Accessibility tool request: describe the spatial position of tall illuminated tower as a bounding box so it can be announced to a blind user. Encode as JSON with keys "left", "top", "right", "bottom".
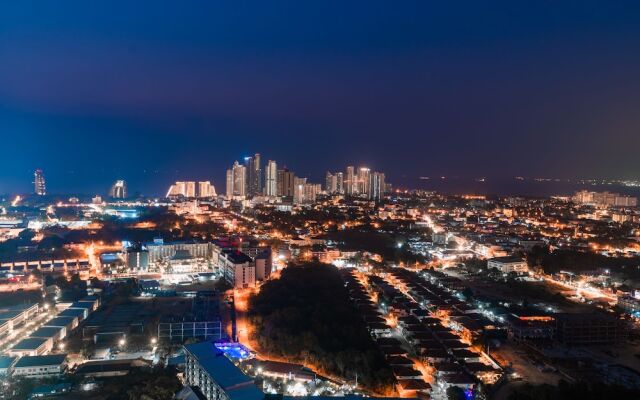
{"left": 226, "top": 161, "right": 247, "bottom": 198}
{"left": 264, "top": 160, "right": 278, "bottom": 196}
{"left": 34, "top": 169, "right": 46, "bottom": 196}
{"left": 245, "top": 153, "right": 262, "bottom": 196}
{"left": 110, "top": 180, "right": 127, "bottom": 198}
{"left": 358, "top": 167, "right": 371, "bottom": 197}
{"left": 345, "top": 166, "right": 355, "bottom": 196}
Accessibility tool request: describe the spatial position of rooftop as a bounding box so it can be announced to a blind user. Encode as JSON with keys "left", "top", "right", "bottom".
{"left": 30, "top": 326, "right": 65, "bottom": 339}
{"left": 488, "top": 256, "right": 526, "bottom": 264}
{"left": 0, "top": 356, "right": 17, "bottom": 369}
{"left": 14, "top": 354, "right": 67, "bottom": 368}
{"left": 45, "top": 316, "right": 77, "bottom": 327}
{"left": 70, "top": 302, "right": 93, "bottom": 309}
{"left": 12, "top": 337, "right": 49, "bottom": 350}
{"left": 221, "top": 250, "right": 253, "bottom": 264}
{"left": 59, "top": 308, "right": 86, "bottom": 318}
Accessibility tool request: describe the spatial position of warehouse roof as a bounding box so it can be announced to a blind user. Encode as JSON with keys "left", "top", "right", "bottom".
{"left": 14, "top": 354, "right": 67, "bottom": 368}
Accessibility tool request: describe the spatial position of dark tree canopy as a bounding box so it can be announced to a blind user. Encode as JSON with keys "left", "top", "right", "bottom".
{"left": 249, "top": 262, "right": 394, "bottom": 393}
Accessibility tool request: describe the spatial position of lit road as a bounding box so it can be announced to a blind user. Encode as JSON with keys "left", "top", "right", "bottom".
{"left": 541, "top": 276, "right": 617, "bottom": 303}
{"left": 233, "top": 288, "right": 258, "bottom": 351}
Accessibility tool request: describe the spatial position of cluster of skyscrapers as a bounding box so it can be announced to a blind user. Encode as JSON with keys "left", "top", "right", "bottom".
{"left": 226, "top": 154, "right": 388, "bottom": 203}
{"left": 572, "top": 190, "right": 638, "bottom": 208}
{"left": 327, "top": 166, "right": 387, "bottom": 201}
{"left": 226, "top": 155, "right": 307, "bottom": 200}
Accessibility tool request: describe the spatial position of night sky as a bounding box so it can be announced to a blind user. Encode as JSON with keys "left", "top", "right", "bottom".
{"left": 1, "top": 1, "right": 640, "bottom": 195}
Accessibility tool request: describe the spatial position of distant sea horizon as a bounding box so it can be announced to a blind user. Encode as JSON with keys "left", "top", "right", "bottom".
{"left": 394, "top": 176, "right": 640, "bottom": 198}
{"left": 2, "top": 175, "right": 639, "bottom": 200}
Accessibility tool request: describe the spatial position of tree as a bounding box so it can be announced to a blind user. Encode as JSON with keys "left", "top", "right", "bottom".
{"left": 18, "top": 229, "right": 36, "bottom": 242}
{"left": 81, "top": 341, "right": 94, "bottom": 359}
{"left": 461, "top": 287, "right": 474, "bottom": 301}
{"left": 446, "top": 386, "right": 466, "bottom": 400}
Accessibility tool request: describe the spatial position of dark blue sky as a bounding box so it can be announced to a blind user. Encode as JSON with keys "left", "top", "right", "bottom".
{"left": 1, "top": 1, "right": 640, "bottom": 195}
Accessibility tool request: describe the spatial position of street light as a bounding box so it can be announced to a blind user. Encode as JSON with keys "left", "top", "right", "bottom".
{"left": 118, "top": 338, "right": 126, "bottom": 347}
{"left": 150, "top": 337, "right": 157, "bottom": 345}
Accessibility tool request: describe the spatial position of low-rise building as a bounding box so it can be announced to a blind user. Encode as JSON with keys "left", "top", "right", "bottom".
{"left": 487, "top": 256, "right": 528, "bottom": 274}
{"left": 58, "top": 307, "right": 88, "bottom": 322}
{"left": 45, "top": 316, "right": 79, "bottom": 331}
{"left": 0, "top": 303, "right": 40, "bottom": 333}
{"left": 68, "top": 301, "right": 94, "bottom": 316}
{"left": 78, "top": 295, "right": 101, "bottom": 311}
{"left": 75, "top": 359, "right": 151, "bottom": 378}
{"left": 12, "top": 354, "right": 67, "bottom": 378}
{"left": 506, "top": 314, "right": 555, "bottom": 341}
{"left": 7, "top": 337, "right": 54, "bottom": 357}
{"left": 31, "top": 325, "right": 67, "bottom": 341}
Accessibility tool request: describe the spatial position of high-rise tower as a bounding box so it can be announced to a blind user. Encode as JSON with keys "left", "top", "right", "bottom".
{"left": 245, "top": 153, "right": 262, "bottom": 196}
{"left": 110, "top": 180, "right": 127, "bottom": 198}
{"left": 358, "top": 168, "right": 371, "bottom": 197}
{"left": 369, "top": 172, "right": 385, "bottom": 201}
{"left": 277, "top": 168, "right": 295, "bottom": 197}
{"left": 345, "top": 166, "right": 355, "bottom": 196}
{"left": 34, "top": 169, "right": 46, "bottom": 196}
{"left": 226, "top": 161, "right": 247, "bottom": 198}
{"left": 264, "top": 160, "right": 278, "bottom": 196}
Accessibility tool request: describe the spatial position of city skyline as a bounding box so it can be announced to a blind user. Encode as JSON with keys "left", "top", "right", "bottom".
{"left": 4, "top": 164, "right": 640, "bottom": 199}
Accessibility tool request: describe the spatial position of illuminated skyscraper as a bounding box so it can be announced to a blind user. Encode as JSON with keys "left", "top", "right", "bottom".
{"left": 110, "top": 180, "right": 127, "bottom": 198}
{"left": 293, "top": 176, "right": 307, "bottom": 204}
{"left": 369, "top": 172, "right": 385, "bottom": 201}
{"left": 336, "top": 172, "right": 344, "bottom": 194}
{"left": 264, "top": 160, "right": 278, "bottom": 197}
{"left": 167, "top": 182, "right": 188, "bottom": 198}
{"left": 325, "top": 172, "right": 339, "bottom": 194}
{"left": 293, "top": 177, "right": 320, "bottom": 204}
{"left": 185, "top": 181, "right": 197, "bottom": 198}
{"left": 245, "top": 153, "right": 262, "bottom": 197}
{"left": 325, "top": 171, "right": 345, "bottom": 195}
{"left": 358, "top": 167, "right": 371, "bottom": 197}
{"left": 226, "top": 170, "right": 234, "bottom": 198}
{"left": 198, "top": 181, "right": 217, "bottom": 198}
{"left": 226, "top": 161, "right": 247, "bottom": 198}
{"left": 34, "top": 169, "right": 46, "bottom": 196}
{"left": 277, "top": 168, "right": 295, "bottom": 197}
{"left": 326, "top": 172, "right": 336, "bottom": 194}
{"left": 254, "top": 153, "right": 262, "bottom": 194}
{"left": 345, "top": 166, "right": 355, "bottom": 196}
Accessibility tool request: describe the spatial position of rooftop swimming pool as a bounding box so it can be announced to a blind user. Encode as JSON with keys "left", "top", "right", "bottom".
{"left": 215, "top": 342, "right": 253, "bottom": 360}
